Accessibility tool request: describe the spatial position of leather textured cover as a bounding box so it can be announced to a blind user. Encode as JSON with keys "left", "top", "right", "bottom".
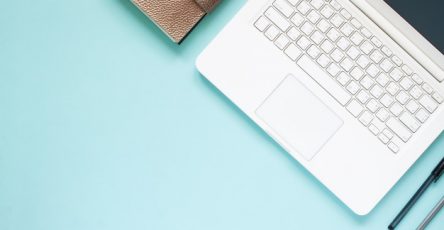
{"left": 194, "top": 0, "right": 220, "bottom": 13}
{"left": 132, "top": 0, "right": 220, "bottom": 44}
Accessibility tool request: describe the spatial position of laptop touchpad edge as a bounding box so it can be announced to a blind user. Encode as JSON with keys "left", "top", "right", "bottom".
{"left": 256, "top": 75, "right": 343, "bottom": 161}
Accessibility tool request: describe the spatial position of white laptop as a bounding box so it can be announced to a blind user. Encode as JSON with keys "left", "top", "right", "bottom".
{"left": 196, "top": 0, "right": 444, "bottom": 215}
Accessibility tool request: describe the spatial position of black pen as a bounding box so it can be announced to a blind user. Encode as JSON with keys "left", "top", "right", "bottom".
{"left": 388, "top": 156, "right": 444, "bottom": 230}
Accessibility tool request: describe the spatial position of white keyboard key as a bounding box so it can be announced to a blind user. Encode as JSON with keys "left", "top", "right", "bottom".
{"left": 369, "top": 124, "right": 380, "bottom": 135}
{"left": 366, "top": 99, "right": 380, "bottom": 113}
{"left": 346, "top": 81, "right": 360, "bottom": 95}
{"left": 387, "top": 82, "right": 400, "bottom": 96}
{"left": 274, "top": 0, "right": 294, "bottom": 18}
{"left": 371, "top": 37, "right": 383, "bottom": 48}
{"left": 380, "top": 94, "right": 394, "bottom": 107}
{"left": 317, "top": 19, "right": 331, "bottom": 33}
{"left": 327, "top": 28, "right": 341, "bottom": 42}
{"left": 307, "top": 45, "right": 321, "bottom": 58}
{"left": 350, "top": 67, "right": 364, "bottom": 80}
{"left": 327, "top": 63, "right": 341, "bottom": 76}
{"left": 331, "top": 49, "right": 344, "bottom": 62}
{"left": 400, "top": 77, "right": 414, "bottom": 90}
{"left": 310, "top": 0, "right": 324, "bottom": 9}
{"left": 383, "top": 129, "right": 394, "bottom": 139}
{"left": 361, "top": 28, "right": 372, "bottom": 38}
{"left": 330, "top": 0, "right": 342, "bottom": 10}
{"left": 366, "top": 64, "right": 380, "bottom": 78}
{"left": 396, "top": 91, "right": 410, "bottom": 105}
{"left": 337, "top": 37, "right": 350, "bottom": 50}
{"left": 422, "top": 83, "right": 434, "bottom": 94}
{"left": 311, "top": 31, "right": 324, "bottom": 44}
{"left": 255, "top": 16, "right": 270, "bottom": 32}
{"left": 321, "top": 5, "right": 335, "bottom": 18}
{"left": 432, "top": 92, "right": 443, "bottom": 104}
{"left": 297, "top": 1, "right": 311, "bottom": 15}
{"left": 400, "top": 112, "right": 420, "bottom": 132}
{"left": 406, "top": 100, "right": 419, "bottom": 113}
{"left": 321, "top": 39, "right": 335, "bottom": 53}
{"left": 287, "top": 0, "right": 301, "bottom": 6}
{"left": 357, "top": 90, "right": 371, "bottom": 104}
{"left": 370, "top": 50, "right": 384, "bottom": 63}
{"left": 297, "top": 55, "right": 352, "bottom": 105}
{"left": 359, "top": 111, "right": 374, "bottom": 126}
{"left": 347, "top": 46, "right": 360, "bottom": 60}
{"left": 287, "top": 27, "right": 301, "bottom": 40}
{"left": 347, "top": 100, "right": 364, "bottom": 117}
{"left": 307, "top": 10, "right": 321, "bottom": 23}
{"left": 402, "top": 65, "right": 413, "bottom": 75}
{"left": 409, "top": 86, "right": 423, "bottom": 99}
{"left": 317, "top": 54, "right": 331, "bottom": 67}
{"left": 301, "top": 21, "right": 315, "bottom": 35}
{"left": 351, "top": 18, "right": 362, "bottom": 29}
{"left": 411, "top": 74, "right": 423, "bottom": 84}
{"left": 265, "top": 7, "right": 290, "bottom": 31}
{"left": 284, "top": 43, "right": 302, "bottom": 61}
{"left": 372, "top": 120, "right": 386, "bottom": 133}
{"left": 340, "top": 23, "right": 354, "bottom": 36}
{"left": 356, "top": 55, "right": 370, "bottom": 69}
{"left": 378, "top": 133, "right": 390, "bottom": 144}
{"left": 419, "top": 95, "right": 438, "bottom": 113}
{"left": 291, "top": 13, "right": 305, "bottom": 26}
{"left": 297, "top": 36, "right": 312, "bottom": 50}
{"left": 360, "top": 41, "right": 374, "bottom": 55}
{"left": 376, "top": 73, "right": 390, "bottom": 87}
{"left": 360, "top": 76, "right": 374, "bottom": 90}
{"left": 381, "top": 59, "right": 394, "bottom": 72}
{"left": 265, "top": 25, "right": 280, "bottom": 40}
{"left": 376, "top": 108, "right": 390, "bottom": 122}
{"left": 340, "top": 9, "right": 352, "bottom": 20}
{"left": 415, "top": 109, "right": 430, "bottom": 123}
{"left": 387, "top": 117, "right": 412, "bottom": 142}
{"left": 331, "top": 14, "right": 345, "bottom": 27}
{"left": 390, "top": 68, "right": 404, "bottom": 82}
{"left": 389, "top": 102, "right": 403, "bottom": 116}
{"left": 391, "top": 56, "right": 402, "bottom": 66}
{"left": 275, "top": 34, "right": 290, "bottom": 50}
{"left": 340, "top": 57, "right": 354, "bottom": 71}
{"left": 337, "top": 72, "right": 351, "bottom": 86}
{"left": 381, "top": 46, "right": 393, "bottom": 56}
{"left": 388, "top": 142, "right": 399, "bottom": 153}
{"left": 350, "top": 32, "right": 364, "bottom": 45}
{"left": 370, "top": 84, "right": 384, "bottom": 99}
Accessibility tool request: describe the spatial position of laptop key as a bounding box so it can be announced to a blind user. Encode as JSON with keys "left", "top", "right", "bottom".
{"left": 347, "top": 100, "right": 364, "bottom": 117}
{"left": 284, "top": 43, "right": 302, "bottom": 61}
{"left": 273, "top": 0, "right": 294, "bottom": 18}
{"left": 265, "top": 7, "right": 290, "bottom": 31}
{"left": 387, "top": 118, "right": 412, "bottom": 142}
{"left": 400, "top": 112, "right": 420, "bottom": 132}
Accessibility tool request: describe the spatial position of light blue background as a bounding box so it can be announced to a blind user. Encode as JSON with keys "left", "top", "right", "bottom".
{"left": 1, "top": 0, "right": 443, "bottom": 229}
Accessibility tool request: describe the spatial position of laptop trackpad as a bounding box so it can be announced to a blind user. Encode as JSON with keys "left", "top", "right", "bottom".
{"left": 256, "top": 75, "right": 343, "bottom": 161}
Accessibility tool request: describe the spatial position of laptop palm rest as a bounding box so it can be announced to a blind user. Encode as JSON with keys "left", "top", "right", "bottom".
{"left": 256, "top": 75, "right": 343, "bottom": 161}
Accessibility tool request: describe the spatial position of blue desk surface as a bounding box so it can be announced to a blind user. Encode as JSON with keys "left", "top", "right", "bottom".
{"left": 1, "top": 1, "right": 443, "bottom": 229}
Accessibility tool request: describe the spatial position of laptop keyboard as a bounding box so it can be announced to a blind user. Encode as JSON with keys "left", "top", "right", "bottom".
{"left": 254, "top": 0, "right": 442, "bottom": 153}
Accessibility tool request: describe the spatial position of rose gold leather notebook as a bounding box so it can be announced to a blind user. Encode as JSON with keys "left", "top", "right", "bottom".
{"left": 132, "top": 0, "right": 220, "bottom": 44}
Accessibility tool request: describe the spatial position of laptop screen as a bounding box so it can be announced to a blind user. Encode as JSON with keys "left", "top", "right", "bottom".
{"left": 385, "top": 0, "right": 444, "bottom": 54}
